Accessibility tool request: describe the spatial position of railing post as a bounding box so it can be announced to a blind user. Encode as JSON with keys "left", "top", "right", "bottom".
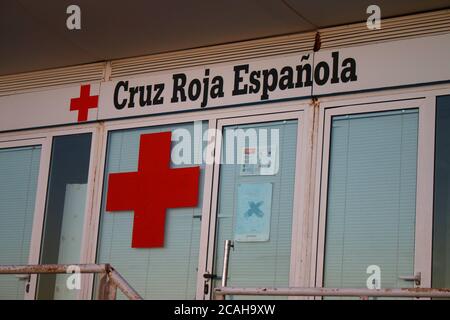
{"left": 215, "top": 240, "right": 234, "bottom": 300}
{"left": 108, "top": 267, "right": 143, "bottom": 300}
{"left": 222, "top": 240, "right": 233, "bottom": 288}
{"left": 97, "top": 270, "right": 117, "bottom": 300}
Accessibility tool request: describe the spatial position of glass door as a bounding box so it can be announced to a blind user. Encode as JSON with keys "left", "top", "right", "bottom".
{"left": 95, "top": 121, "right": 208, "bottom": 299}
{"left": 0, "top": 138, "right": 50, "bottom": 300}
{"left": 36, "top": 133, "right": 94, "bottom": 299}
{"left": 204, "top": 112, "right": 303, "bottom": 299}
{"left": 316, "top": 99, "right": 434, "bottom": 298}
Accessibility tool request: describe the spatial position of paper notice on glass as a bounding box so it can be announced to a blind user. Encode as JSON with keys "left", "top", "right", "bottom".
{"left": 239, "top": 145, "right": 278, "bottom": 176}
{"left": 259, "top": 145, "right": 278, "bottom": 175}
{"left": 239, "top": 147, "right": 258, "bottom": 176}
{"left": 234, "top": 183, "right": 272, "bottom": 242}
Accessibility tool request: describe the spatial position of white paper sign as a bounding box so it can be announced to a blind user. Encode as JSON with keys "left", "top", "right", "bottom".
{"left": 240, "top": 145, "right": 278, "bottom": 176}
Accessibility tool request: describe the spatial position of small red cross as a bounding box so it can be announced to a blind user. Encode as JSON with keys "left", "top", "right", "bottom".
{"left": 70, "top": 84, "right": 99, "bottom": 122}
{"left": 106, "top": 132, "right": 200, "bottom": 248}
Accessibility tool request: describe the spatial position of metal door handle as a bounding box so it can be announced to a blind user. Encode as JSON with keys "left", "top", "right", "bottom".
{"left": 203, "top": 273, "right": 222, "bottom": 280}
{"left": 399, "top": 272, "right": 421, "bottom": 285}
{"left": 15, "top": 274, "right": 30, "bottom": 281}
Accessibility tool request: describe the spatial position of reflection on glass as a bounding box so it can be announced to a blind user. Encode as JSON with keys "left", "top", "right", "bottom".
{"left": 433, "top": 95, "right": 450, "bottom": 290}
{"left": 96, "top": 122, "right": 207, "bottom": 299}
{"left": 213, "top": 120, "right": 298, "bottom": 300}
{"left": 37, "top": 134, "right": 92, "bottom": 300}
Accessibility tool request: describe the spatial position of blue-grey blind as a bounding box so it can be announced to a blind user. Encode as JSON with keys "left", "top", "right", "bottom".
{"left": 0, "top": 146, "right": 41, "bottom": 299}
{"left": 97, "top": 122, "right": 206, "bottom": 299}
{"left": 213, "top": 120, "right": 298, "bottom": 299}
{"left": 324, "top": 109, "right": 418, "bottom": 291}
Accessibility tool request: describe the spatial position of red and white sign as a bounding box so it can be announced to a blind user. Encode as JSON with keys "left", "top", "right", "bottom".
{"left": 0, "top": 33, "right": 449, "bottom": 132}
{"left": 106, "top": 132, "right": 200, "bottom": 248}
{"left": 69, "top": 84, "right": 99, "bottom": 122}
{"left": 0, "top": 83, "right": 100, "bottom": 132}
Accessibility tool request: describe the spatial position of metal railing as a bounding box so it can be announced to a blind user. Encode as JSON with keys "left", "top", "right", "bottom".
{"left": 3, "top": 242, "right": 450, "bottom": 300}
{"left": 214, "top": 286, "right": 450, "bottom": 299}
{"left": 214, "top": 240, "right": 450, "bottom": 300}
{"left": 0, "top": 264, "right": 143, "bottom": 300}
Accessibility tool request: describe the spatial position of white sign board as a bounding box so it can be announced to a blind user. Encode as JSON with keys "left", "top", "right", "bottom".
{"left": 0, "top": 83, "right": 100, "bottom": 132}
{"left": 1, "top": 33, "right": 449, "bottom": 132}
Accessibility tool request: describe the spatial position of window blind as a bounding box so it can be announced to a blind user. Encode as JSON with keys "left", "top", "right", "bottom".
{"left": 0, "top": 146, "right": 41, "bottom": 299}
{"left": 213, "top": 120, "right": 298, "bottom": 299}
{"left": 324, "top": 109, "right": 418, "bottom": 292}
{"left": 96, "top": 122, "right": 206, "bottom": 299}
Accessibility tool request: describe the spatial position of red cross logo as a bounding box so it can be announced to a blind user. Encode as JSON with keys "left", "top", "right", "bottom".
{"left": 70, "top": 84, "right": 99, "bottom": 122}
{"left": 106, "top": 132, "right": 200, "bottom": 248}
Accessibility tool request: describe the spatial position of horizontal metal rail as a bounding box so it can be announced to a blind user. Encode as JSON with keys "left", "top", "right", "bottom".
{"left": 215, "top": 287, "right": 450, "bottom": 299}
{"left": 215, "top": 240, "right": 450, "bottom": 299}
{"left": 0, "top": 264, "right": 143, "bottom": 300}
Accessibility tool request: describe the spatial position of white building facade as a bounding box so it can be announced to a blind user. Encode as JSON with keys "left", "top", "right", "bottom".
{"left": 0, "top": 9, "right": 450, "bottom": 299}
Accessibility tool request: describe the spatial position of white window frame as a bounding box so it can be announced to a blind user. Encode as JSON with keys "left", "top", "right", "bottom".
{"left": 311, "top": 96, "right": 436, "bottom": 293}
{"left": 1, "top": 81, "right": 448, "bottom": 300}
{"left": 83, "top": 101, "right": 312, "bottom": 300}
{"left": 199, "top": 110, "right": 311, "bottom": 299}
{"left": 0, "top": 138, "right": 50, "bottom": 299}
{"left": 0, "top": 123, "right": 101, "bottom": 299}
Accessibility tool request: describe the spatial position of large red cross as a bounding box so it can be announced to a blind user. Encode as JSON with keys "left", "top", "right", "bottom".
{"left": 70, "top": 84, "right": 99, "bottom": 122}
{"left": 106, "top": 132, "right": 200, "bottom": 248}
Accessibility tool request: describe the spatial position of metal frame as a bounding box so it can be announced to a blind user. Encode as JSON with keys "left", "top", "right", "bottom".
{"left": 0, "top": 82, "right": 448, "bottom": 299}
{"left": 0, "top": 138, "right": 50, "bottom": 299}
{"left": 201, "top": 110, "right": 308, "bottom": 300}
{"left": 214, "top": 286, "right": 450, "bottom": 299}
{"left": 311, "top": 97, "right": 436, "bottom": 295}
{"left": 304, "top": 84, "right": 450, "bottom": 291}
{"left": 84, "top": 100, "right": 310, "bottom": 300}
{"left": 214, "top": 236, "right": 450, "bottom": 299}
{"left": 0, "top": 124, "right": 101, "bottom": 299}
{"left": 0, "top": 264, "right": 142, "bottom": 300}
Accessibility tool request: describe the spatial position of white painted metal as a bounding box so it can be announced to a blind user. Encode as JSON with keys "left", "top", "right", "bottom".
{"left": 0, "top": 83, "right": 101, "bottom": 132}
{"left": 112, "top": 10, "right": 450, "bottom": 79}
{"left": 110, "top": 32, "right": 315, "bottom": 79}
{"left": 0, "top": 63, "right": 105, "bottom": 96}
{"left": 0, "top": 138, "right": 50, "bottom": 300}
{"left": 0, "top": 264, "right": 143, "bottom": 300}
{"left": 77, "top": 126, "right": 103, "bottom": 299}
{"left": 314, "top": 33, "right": 450, "bottom": 97}
{"left": 195, "top": 119, "right": 218, "bottom": 300}
{"left": 320, "top": 9, "right": 450, "bottom": 49}
{"left": 2, "top": 32, "right": 449, "bottom": 133}
{"left": 1, "top": 9, "right": 449, "bottom": 99}
{"left": 0, "top": 124, "right": 101, "bottom": 299}
{"left": 214, "top": 286, "right": 450, "bottom": 298}
{"left": 0, "top": 78, "right": 448, "bottom": 299}
{"left": 313, "top": 98, "right": 434, "bottom": 296}
{"left": 203, "top": 110, "right": 306, "bottom": 300}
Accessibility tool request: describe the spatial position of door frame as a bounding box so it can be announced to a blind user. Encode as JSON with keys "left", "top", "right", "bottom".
{"left": 312, "top": 97, "right": 435, "bottom": 291}
{"left": 0, "top": 137, "right": 51, "bottom": 299}
{"left": 84, "top": 101, "right": 311, "bottom": 300}
{"left": 0, "top": 124, "right": 101, "bottom": 299}
{"left": 198, "top": 110, "right": 309, "bottom": 299}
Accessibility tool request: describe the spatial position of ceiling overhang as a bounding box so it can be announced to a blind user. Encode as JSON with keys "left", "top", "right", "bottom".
{"left": 1, "top": 0, "right": 449, "bottom": 75}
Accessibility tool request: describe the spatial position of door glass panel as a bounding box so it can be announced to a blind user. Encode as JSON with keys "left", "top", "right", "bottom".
{"left": 433, "top": 95, "right": 450, "bottom": 289}
{"left": 0, "top": 145, "right": 41, "bottom": 299}
{"left": 96, "top": 121, "right": 206, "bottom": 299}
{"left": 213, "top": 120, "right": 298, "bottom": 299}
{"left": 37, "top": 133, "right": 92, "bottom": 299}
{"left": 323, "top": 109, "right": 419, "bottom": 293}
